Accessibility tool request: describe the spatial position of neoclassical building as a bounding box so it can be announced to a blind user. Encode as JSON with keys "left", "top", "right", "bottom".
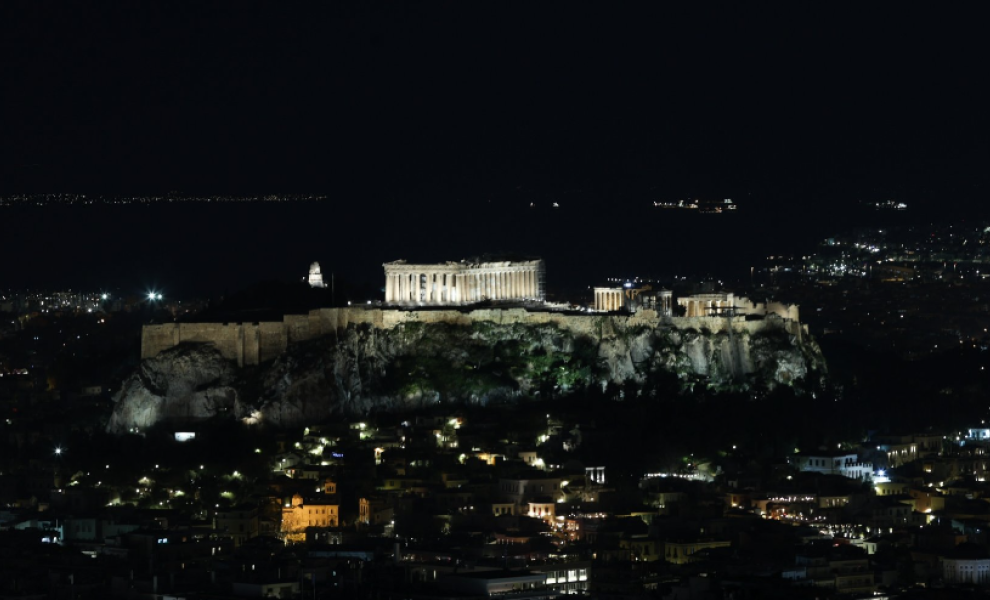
{"left": 383, "top": 258, "right": 545, "bottom": 305}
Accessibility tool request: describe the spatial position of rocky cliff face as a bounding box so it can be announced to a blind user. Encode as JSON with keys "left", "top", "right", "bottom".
{"left": 106, "top": 343, "right": 242, "bottom": 434}
{"left": 108, "top": 318, "right": 826, "bottom": 433}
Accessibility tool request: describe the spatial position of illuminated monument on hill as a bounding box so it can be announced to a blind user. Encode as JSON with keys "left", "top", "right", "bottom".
{"left": 140, "top": 257, "right": 802, "bottom": 367}
{"left": 382, "top": 258, "right": 545, "bottom": 305}
{"left": 307, "top": 262, "right": 326, "bottom": 288}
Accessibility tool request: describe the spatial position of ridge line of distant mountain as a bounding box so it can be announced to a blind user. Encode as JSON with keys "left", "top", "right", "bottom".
{"left": 0, "top": 193, "right": 329, "bottom": 206}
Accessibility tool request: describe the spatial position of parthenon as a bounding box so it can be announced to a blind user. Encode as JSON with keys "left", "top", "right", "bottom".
{"left": 383, "top": 258, "right": 545, "bottom": 305}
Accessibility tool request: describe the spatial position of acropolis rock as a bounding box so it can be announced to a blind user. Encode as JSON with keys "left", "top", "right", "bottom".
{"left": 110, "top": 313, "right": 826, "bottom": 432}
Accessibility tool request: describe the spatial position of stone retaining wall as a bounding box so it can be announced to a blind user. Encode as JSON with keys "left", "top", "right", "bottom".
{"left": 142, "top": 307, "right": 807, "bottom": 366}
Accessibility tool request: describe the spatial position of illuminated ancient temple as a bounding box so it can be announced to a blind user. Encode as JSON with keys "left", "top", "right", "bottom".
{"left": 383, "top": 258, "right": 545, "bottom": 305}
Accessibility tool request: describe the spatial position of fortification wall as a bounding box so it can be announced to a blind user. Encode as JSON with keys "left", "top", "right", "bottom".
{"left": 142, "top": 306, "right": 806, "bottom": 366}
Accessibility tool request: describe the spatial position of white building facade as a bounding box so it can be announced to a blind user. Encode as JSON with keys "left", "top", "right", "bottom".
{"left": 383, "top": 258, "right": 545, "bottom": 305}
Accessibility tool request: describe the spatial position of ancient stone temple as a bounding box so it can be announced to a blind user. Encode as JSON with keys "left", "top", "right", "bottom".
{"left": 677, "top": 293, "right": 800, "bottom": 321}
{"left": 594, "top": 286, "right": 673, "bottom": 315}
{"left": 383, "top": 258, "right": 545, "bottom": 305}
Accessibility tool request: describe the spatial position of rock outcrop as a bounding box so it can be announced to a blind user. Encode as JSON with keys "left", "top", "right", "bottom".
{"left": 107, "top": 343, "right": 242, "bottom": 434}
{"left": 108, "top": 318, "right": 826, "bottom": 433}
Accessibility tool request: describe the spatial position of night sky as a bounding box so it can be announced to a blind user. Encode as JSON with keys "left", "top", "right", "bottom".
{"left": 2, "top": 4, "right": 988, "bottom": 296}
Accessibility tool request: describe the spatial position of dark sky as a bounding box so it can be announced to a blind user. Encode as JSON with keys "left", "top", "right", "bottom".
{"left": 1, "top": 4, "right": 988, "bottom": 296}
